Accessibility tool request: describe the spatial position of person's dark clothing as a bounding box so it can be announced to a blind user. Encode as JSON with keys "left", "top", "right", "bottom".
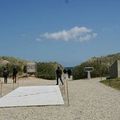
{"left": 63, "top": 69, "right": 67, "bottom": 74}
{"left": 23, "top": 65, "right": 27, "bottom": 73}
{"left": 56, "top": 67, "right": 64, "bottom": 85}
{"left": 12, "top": 67, "right": 18, "bottom": 83}
{"left": 63, "top": 69, "right": 68, "bottom": 79}
{"left": 56, "top": 68, "right": 62, "bottom": 77}
{"left": 67, "top": 69, "right": 72, "bottom": 78}
{"left": 3, "top": 68, "right": 9, "bottom": 84}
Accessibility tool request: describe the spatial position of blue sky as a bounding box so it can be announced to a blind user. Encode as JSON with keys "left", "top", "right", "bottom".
{"left": 0, "top": 0, "right": 120, "bottom": 66}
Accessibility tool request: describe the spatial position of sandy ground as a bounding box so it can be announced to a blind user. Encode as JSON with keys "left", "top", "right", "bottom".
{"left": 0, "top": 77, "right": 120, "bottom": 120}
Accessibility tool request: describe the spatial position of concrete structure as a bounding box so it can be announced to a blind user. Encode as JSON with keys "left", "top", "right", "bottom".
{"left": 84, "top": 67, "right": 94, "bottom": 79}
{"left": 110, "top": 60, "right": 120, "bottom": 78}
{"left": 27, "top": 62, "right": 36, "bottom": 74}
{"left": 0, "top": 86, "right": 64, "bottom": 107}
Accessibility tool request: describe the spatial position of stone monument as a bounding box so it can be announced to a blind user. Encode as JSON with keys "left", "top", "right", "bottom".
{"left": 84, "top": 67, "right": 94, "bottom": 79}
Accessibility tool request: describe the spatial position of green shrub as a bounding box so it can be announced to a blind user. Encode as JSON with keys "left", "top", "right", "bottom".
{"left": 36, "top": 62, "right": 59, "bottom": 80}
{"left": 72, "top": 63, "right": 87, "bottom": 80}
{"left": 73, "top": 61, "right": 109, "bottom": 80}
{"left": 0, "top": 56, "right": 27, "bottom": 77}
{"left": 0, "top": 65, "right": 3, "bottom": 77}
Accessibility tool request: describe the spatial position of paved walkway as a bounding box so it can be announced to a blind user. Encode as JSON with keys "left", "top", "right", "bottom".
{"left": 68, "top": 78, "right": 120, "bottom": 120}
{"left": 0, "top": 77, "right": 120, "bottom": 120}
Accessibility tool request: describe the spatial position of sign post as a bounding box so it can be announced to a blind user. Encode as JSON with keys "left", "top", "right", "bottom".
{"left": 84, "top": 67, "right": 94, "bottom": 79}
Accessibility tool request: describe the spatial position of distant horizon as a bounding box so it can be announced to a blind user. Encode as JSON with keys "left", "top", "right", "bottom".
{"left": 0, "top": 0, "right": 120, "bottom": 67}
{"left": 0, "top": 51, "right": 119, "bottom": 67}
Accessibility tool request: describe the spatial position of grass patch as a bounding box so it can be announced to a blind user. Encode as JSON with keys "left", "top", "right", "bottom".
{"left": 100, "top": 78, "right": 120, "bottom": 90}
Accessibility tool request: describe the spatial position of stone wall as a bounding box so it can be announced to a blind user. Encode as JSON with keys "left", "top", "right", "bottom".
{"left": 110, "top": 60, "right": 120, "bottom": 78}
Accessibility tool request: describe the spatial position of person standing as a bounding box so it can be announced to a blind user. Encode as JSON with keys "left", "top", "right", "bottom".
{"left": 56, "top": 66, "right": 64, "bottom": 85}
{"left": 63, "top": 69, "right": 67, "bottom": 80}
{"left": 67, "top": 69, "right": 72, "bottom": 79}
{"left": 3, "top": 67, "right": 9, "bottom": 84}
{"left": 12, "top": 66, "right": 18, "bottom": 83}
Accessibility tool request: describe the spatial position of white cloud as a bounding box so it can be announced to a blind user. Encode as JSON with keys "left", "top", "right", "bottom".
{"left": 39, "top": 26, "right": 97, "bottom": 42}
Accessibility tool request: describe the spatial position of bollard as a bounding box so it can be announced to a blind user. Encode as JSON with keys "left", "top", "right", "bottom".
{"left": 0, "top": 81, "right": 3, "bottom": 97}
{"left": 12, "top": 81, "right": 14, "bottom": 90}
{"left": 65, "top": 79, "right": 69, "bottom": 106}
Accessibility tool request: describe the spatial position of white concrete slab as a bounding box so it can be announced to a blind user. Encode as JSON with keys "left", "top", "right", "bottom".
{"left": 0, "top": 85, "right": 64, "bottom": 107}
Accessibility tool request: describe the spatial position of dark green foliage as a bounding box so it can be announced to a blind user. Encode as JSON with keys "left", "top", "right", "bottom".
{"left": 0, "top": 65, "right": 3, "bottom": 77}
{"left": 73, "top": 52, "right": 120, "bottom": 80}
{"left": 73, "top": 60, "right": 109, "bottom": 80}
{"left": 23, "top": 65, "right": 27, "bottom": 73}
{"left": 72, "top": 64, "right": 86, "bottom": 79}
{"left": 36, "top": 62, "right": 58, "bottom": 80}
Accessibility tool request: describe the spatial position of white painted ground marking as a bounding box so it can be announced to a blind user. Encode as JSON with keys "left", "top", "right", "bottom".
{"left": 0, "top": 85, "right": 64, "bottom": 107}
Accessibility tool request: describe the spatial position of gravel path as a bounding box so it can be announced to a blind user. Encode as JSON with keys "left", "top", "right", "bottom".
{"left": 0, "top": 77, "right": 120, "bottom": 120}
